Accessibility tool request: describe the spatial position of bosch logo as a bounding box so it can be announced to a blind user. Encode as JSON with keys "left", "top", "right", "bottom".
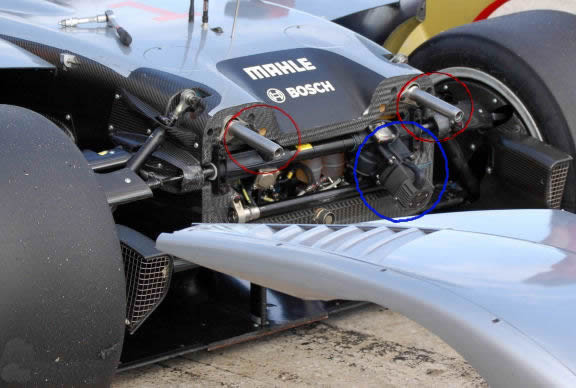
{"left": 266, "top": 88, "right": 286, "bottom": 104}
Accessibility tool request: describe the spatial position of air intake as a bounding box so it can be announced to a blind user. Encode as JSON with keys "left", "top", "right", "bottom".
{"left": 117, "top": 226, "right": 173, "bottom": 333}
{"left": 494, "top": 135, "right": 572, "bottom": 209}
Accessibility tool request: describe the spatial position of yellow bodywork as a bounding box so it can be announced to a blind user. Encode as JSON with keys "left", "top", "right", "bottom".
{"left": 384, "top": 0, "right": 495, "bottom": 55}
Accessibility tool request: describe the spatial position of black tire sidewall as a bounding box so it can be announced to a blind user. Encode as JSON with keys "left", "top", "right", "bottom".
{"left": 409, "top": 11, "right": 576, "bottom": 210}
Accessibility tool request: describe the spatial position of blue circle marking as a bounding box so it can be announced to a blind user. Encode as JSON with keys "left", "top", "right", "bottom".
{"left": 353, "top": 121, "right": 449, "bottom": 223}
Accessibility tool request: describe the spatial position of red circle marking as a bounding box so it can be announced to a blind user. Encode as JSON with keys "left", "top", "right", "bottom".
{"left": 474, "top": 0, "right": 511, "bottom": 21}
{"left": 395, "top": 72, "right": 474, "bottom": 143}
{"left": 223, "top": 104, "right": 301, "bottom": 175}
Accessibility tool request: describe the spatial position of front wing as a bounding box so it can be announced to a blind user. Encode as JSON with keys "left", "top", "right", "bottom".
{"left": 157, "top": 210, "right": 576, "bottom": 387}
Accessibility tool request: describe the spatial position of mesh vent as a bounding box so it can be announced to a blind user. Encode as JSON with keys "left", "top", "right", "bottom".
{"left": 548, "top": 161, "right": 570, "bottom": 209}
{"left": 121, "top": 243, "right": 172, "bottom": 333}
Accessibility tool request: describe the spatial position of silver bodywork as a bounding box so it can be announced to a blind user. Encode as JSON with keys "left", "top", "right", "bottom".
{"left": 0, "top": 0, "right": 415, "bottom": 113}
{"left": 0, "top": 39, "right": 53, "bottom": 69}
{"left": 157, "top": 209, "right": 576, "bottom": 387}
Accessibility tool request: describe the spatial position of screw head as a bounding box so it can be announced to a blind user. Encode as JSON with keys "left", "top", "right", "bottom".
{"left": 65, "top": 114, "right": 71, "bottom": 121}
{"left": 194, "top": 142, "right": 199, "bottom": 149}
{"left": 146, "top": 129, "right": 152, "bottom": 135}
{"left": 492, "top": 98, "right": 498, "bottom": 104}
{"left": 486, "top": 166, "right": 493, "bottom": 175}
{"left": 156, "top": 163, "right": 163, "bottom": 169}
{"left": 443, "top": 85, "right": 449, "bottom": 91}
{"left": 478, "top": 109, "right": 484, "bottom": 114}
{"left": 108, "top": 125, "right": 114, "bottom": 131}
{"left": 470, "top": 143, "right": 476, "bottom": 151}
{"left": 114, "top": 94, "right": 121, "bottom": 100}
{"left": 124, "top": 177, "right": 132, "bottom": 184}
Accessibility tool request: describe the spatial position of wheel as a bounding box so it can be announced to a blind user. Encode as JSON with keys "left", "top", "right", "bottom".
{"left": 409, "top": 10, "right": 576, "bottom": 210}
{"left": 0, "top": 105, "right": 125, "bottom": 385}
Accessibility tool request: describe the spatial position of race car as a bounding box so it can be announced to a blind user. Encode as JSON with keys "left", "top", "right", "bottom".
{"left": 1, "top": 0, "right": 576, "bottom": 386}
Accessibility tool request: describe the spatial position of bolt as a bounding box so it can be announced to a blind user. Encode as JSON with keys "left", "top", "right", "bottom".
{"left": 108, "top": 125, "right": 114, "bottom": 131}
{"left": 443, "top": 85, "right": 449, "bottom": 91}
{"left": 125, "top": 319, "right": 130, "bottom": 325}
{"left": 478, "top": 109, "right": 484, "bottom": 114}
{"left": 388, "top": 158, "right": 394, "bottom": 165}
{"left": 65, "top": 114, "right": 71, "bottom": 121}
{"left": 486, "top": 166, "right": 493, "bottom": 175}
{"left": 146, "top": 128, "right": 152, "bottom": 135}
{"left": 492, "top": 98, "right": 498, "bottom": 104}
{"left": 394, "top": 197, "right": 399, "bottom": 201}
{"left": 124, "top": 177, "right": 132, "bottom": 184}
{"left": 470, "top": 143, "right": 476, "bottom": 151}
{"left": 109, "top": 150, "right": 116, "bottom": 155}
{"left": 194, "top": 142, "right": 199, "bottom": 149}
{"left": 156, "top": 163, "right": 163, "bottom": 169}
{"left": 114, "top": 94, "right": 121, "bottom": 100}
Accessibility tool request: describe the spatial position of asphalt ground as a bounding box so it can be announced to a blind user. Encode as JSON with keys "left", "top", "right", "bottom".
{"left": 114, "top": 1, "right": 576, "bottom": 386}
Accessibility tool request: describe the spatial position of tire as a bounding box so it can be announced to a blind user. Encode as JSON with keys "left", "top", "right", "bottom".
{"left": 0, "top": 105, "right": 125, "bottom": 385}
{"left": 409, "top": 10, "right": 576, "bottom": 210}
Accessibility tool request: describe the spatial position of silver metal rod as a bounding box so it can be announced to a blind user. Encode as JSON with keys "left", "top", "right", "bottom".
{"left": 228, "top": 121, "right": 285, "bottom": 160}
{"left": 59, "top": 15, "right": 107, "bottom": 27}
{"left": 405, "top": 86, "right": 464, "bottom": 123}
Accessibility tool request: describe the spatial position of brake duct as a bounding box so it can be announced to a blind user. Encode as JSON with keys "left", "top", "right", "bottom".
{"left": 157, "top": 210, "right": 576, "bottom": 387}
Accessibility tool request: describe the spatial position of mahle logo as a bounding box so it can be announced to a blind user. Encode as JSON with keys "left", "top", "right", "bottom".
{"left": 244, "top": 58, "right": 316, "bottom": 80}
{"left": 266, "top": 88, "right": 286, "bottom": 104}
